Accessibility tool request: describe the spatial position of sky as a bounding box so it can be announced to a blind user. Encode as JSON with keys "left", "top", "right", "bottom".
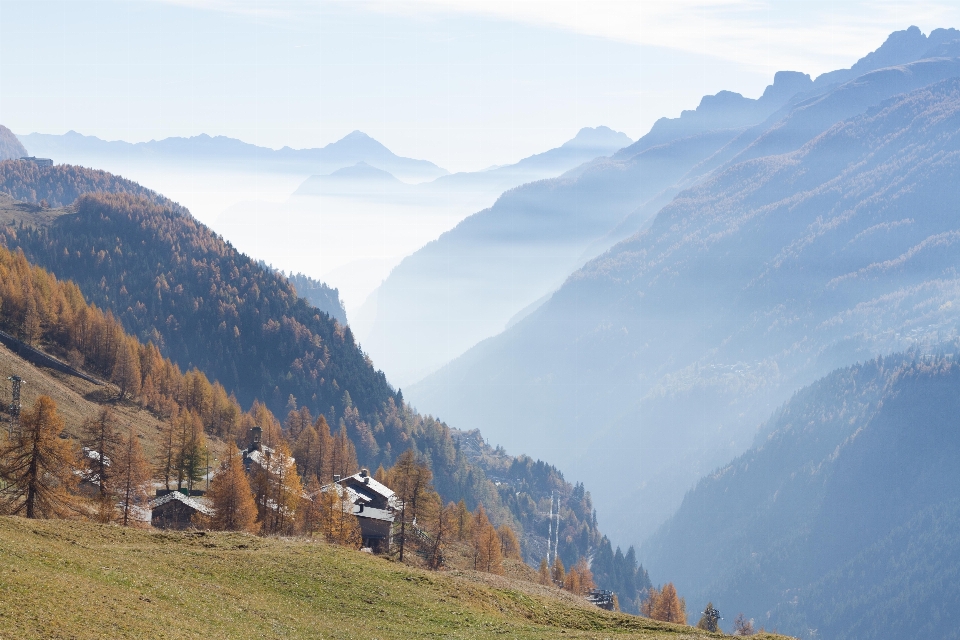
{"left": 1, "top": 1, "right": 960, "bottom": 172}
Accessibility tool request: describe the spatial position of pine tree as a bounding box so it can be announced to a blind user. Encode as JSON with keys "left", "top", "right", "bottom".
{"left": 0, "top": 396, "right": 80, "bottom": 518}
{"left": 113, "top": 427, "right": 151, "bottom": 527}
{"left": 207, "top": 447, "right": 259, "bottom": 533}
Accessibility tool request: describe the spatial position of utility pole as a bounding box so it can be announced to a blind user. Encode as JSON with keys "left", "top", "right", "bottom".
{"left": 7, "top": 375, "right": 23, "bottom": 437}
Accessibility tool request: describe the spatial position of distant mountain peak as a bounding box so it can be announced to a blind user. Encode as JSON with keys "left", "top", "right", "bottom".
{"left": 561, "top": 126, "right": 632, "bottom": 151}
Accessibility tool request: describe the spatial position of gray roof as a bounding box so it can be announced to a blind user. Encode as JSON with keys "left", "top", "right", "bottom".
{"left": 149, "top": 491, "right": 213, "bottom": 516}
{"left": 353, "top": 505, "right": 394, "bottom": 522}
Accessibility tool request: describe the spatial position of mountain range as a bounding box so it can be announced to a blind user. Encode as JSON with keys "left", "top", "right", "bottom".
{"left": 216, "top": 126, "right": 633, "bottom": 315}
{"left": 406, "top": 27, "right": 960, "bottom": 547}
{"left": 19, "top": 129, "right": 447, "bottom": 184}
{"left": 352, "top": 70, "right": 815, "bottom": 387}
{"left": 643, "top": 351, "right": 960, "bottom": 639}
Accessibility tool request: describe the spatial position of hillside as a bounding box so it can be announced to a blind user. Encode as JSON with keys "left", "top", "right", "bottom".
{"left": 0, "top": 125, "right": 28, "bottom": 161}
{"left": 0, "top": 159, "right": 163, "bottom": 208}
{"left": 642, "top": 352, "right": 960, "bottom": 639}
{"left": 0, "top": 184, "right": 621, "bottom": 594}
{"left": 409, "top": 50, "right": 960, "bottom": 544}
{"left": 0, "top": 518, "right": 794, "bottom": 640}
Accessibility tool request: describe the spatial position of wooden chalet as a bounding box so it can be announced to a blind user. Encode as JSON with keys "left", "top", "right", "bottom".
{"left": 150, "top": 490, "right": 212, "bottom": 529}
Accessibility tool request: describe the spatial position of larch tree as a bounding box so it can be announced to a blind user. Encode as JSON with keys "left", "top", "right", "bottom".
{"left": 174, "top": 410, "right": 207, "bottom": 493}
{"left": 299, "top": 475, "right": 323, "bottom": 536}
{"left": 80, "top": 407, "right": 122, "bottom": 522}
{"left": 317, "top": 485, "right": 361, "bottom": 547}
{"left": 650, "top": 583, "right": 686, "bottom": 624}
{"left": 113, "top": 427, "right": 152, "bottom": 527}
{"left": 267, "top": 440, "right": 302, "bottom": 535}
{"left": 472, "top": 505, "right": 504, "bottom": 575}
{"left": 552, "top": 556, "right": 566, "bottom": 585}
{"left": 538, "top": 558, "right": 552, "bottom": 585}
{"left": 498, "top": 524, "right": 522, "bottom": 561}
{"left": 453, "top": 499, "right": 472, "bottom": 541}
{"left": 207, "top": 447, "right": 259, "bottom": 533}
{"left": 389, "top": 449, "right": 435, "bottom": 562}
{"left": 0, "top": 396, "right": 79, "bottom": 518}
{"left": 293, "top": 424, "right": 320, "bottom": 480}
{"left": 330, "top": 424, "right": 358, "bottom": 481}
{"left": 733, "top": 613, "right": 755, "bottom": 636}
{"left": 565, "top": 557, "right": 595, "bottom": 596}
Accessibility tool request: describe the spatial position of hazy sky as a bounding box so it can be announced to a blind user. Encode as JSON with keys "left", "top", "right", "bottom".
{"left": 2, "top": 0, "right": 959, "bottom": 172}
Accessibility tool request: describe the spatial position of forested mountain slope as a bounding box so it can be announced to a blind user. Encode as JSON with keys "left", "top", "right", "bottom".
{"left": 411, "top": 70, "right": 960, "bottom": 544}
{"left": 642, "top": 352, "right": 960, "bottom": 639}
{"left": 0, "top": 159, "right": 162, "bottom": 207}
{"left": 0, "top": 185, "right": 626, "bottom": 597}
{"left": 355, "top": 71, "right": 811, "bottom": 387}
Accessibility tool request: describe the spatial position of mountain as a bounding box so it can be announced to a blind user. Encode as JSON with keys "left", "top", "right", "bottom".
{"left": 642, "top": 352, "right": 960, "bottom": 639}
{"left": 0, "top": 169, "right": 613, "bottom": 587}
{"left": 0, "top": 125, "right": 28, "bottom": 161}
{"left": 408, "top": 53, "right": 960, "bottom": 544}
{"left": 215, "top": 126, "right": 634, "bottom": 316}
{"left": 294, "top": 161, "right": 407, "bottom": 197}
{"left": 352, "top": 71, "right": 818, "bottom": 388}
{"left": 18, "top": 129, "right": 448, "bottom": 184}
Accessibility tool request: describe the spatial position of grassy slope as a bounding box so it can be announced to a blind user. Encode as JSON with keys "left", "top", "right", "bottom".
{"left": 0, "top": 518, "right": 793, "bottom": 640}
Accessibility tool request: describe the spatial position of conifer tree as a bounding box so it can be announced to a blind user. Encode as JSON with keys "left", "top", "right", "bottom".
{"left": 649, "top": 583, "right": 686, "bottom": 624}
{"left": 471, "top": 505, "right": 504, "bottom": 574}
{"left": 552, "top": 556, "right": 566, "bottom": 585}
{"left": 565, "top": 557, "right": 595, "bottom": 596}
{"left": 498, "top": 524, "right": 522, "bottom": 560}
{"left": 299, "top": 475, "right": 322, "bottom": 536}
{"left": 267, "top": 440, "right": 302, "bottom": 534}
{"left": 389, "top": 449, "right": 435, "bottom": 562}
{"left": 317, "top": 485, "right": 361, "bottom": 547}
{"left": 0, "top": 396, "right": 79, "bottom": 518}
{"left": 80, "top": 407, "right": 122, "bottom": 522}
{"left": 538, "top": 558, "right": 552, "bottom": 585}
{"left": 733, "top": 613, "right": 755, "bottom": 636}
{"left": 113, "top": 427, "right": 151, "bottom": 527}
{"left": 207, "top": 447, "right": 259, "bottom": 533}
{"left": 454, "top": 498, "right": 472, "bottom": 541}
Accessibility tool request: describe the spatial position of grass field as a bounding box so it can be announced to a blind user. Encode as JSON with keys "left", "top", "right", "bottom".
{"left": 0, "top": 518, "right": 794, "bottom": 640}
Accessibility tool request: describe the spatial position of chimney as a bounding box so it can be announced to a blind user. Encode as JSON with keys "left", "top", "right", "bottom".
{"left": 360, "top": 468, "right": 369, "bottom": 483}
{"left": 333, "top": 474, "right": 341, "bottom": 483}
